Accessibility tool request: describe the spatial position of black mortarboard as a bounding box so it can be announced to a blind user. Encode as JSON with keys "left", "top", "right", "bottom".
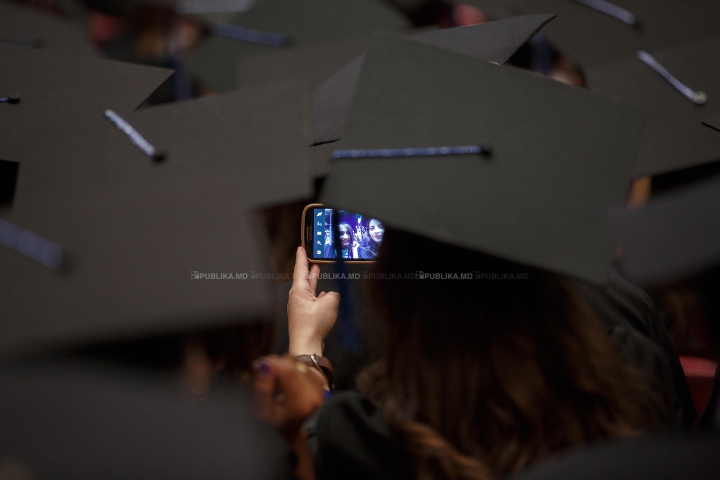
{"left": 0, "top": 2, "right": 97, "bottom": 56}
{"left": 0, "top": 82, "right": 311, "bottom": 358}
{"left": 184, "top": 0, "right": 411, "bottom": 92}
{"left": 0, "top": 174, "right": 278, "bottom": 359}
{"left": 704, "top": 113, "right": 720, "bottom": 134}
{"left": 12, "top": 81, "right": 312, "bottom": 221}
{"left": 507, "top": 0, "right": 720, "bottom": 68}
{"left": 0, "top": 361, "right": 292, "bottom": 479}
{"left": 311, "top": 14, "right": 555, "bottom": 154}
{"left": 321, "top": 34, "right": 645, "bottom": 284}
{"left": 586, "top": 37, "right": 720, "bottom": 177}
{"left": 0, "top": 41, "right": 172, "bottom": 186}
{"left": 611, "top": 176, "right": 720, "bottom": 287}
{"left": 505, "top": 434, "right": 720, "bottom": 480}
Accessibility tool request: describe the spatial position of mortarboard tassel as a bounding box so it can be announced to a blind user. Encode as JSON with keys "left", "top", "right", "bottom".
{"left": 215, "top": 23, "right": 290, "bottom": 47}
{"left": 637, "top": 50, "right": 707, "bottom": 105}
{"left": 104, "top": 110, "right": 166, "bottom": 161}
{"left": 332, "top": 145, "right": 491, "bottom": 160}
{"left": 0, "top": 219, "right": 63, "bottom": 270}
{"left": 574, "top": 0, "right": 640, "bottom": 28}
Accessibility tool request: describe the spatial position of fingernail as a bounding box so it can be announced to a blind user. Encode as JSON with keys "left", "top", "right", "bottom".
{"left": 253, "top": 359, "right": 271, "bottom": 376}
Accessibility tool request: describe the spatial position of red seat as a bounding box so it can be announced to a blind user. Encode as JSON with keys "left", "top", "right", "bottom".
{"left": 679, "top": 355, "right": 718, "bottom": 418}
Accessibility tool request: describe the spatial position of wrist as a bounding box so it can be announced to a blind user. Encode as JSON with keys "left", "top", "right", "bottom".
{"left": 289, "top": 338, "right": 323, "bottom": 357}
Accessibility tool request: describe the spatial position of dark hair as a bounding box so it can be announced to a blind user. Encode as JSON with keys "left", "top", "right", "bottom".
{"left": 359, "top": 228, "right": 669, "bottom": 480}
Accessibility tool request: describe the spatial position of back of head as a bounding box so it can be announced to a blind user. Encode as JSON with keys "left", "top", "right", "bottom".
{"left": 362, "top": 228, "right": 668, "bottom": 479}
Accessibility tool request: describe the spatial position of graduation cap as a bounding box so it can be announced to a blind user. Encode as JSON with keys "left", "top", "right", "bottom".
{"left": 311, "top": 14, "right": 555, "bottom": 163}
{"left": 586, "top": 37, "right": 720, "bottom": 177}
{"left": 0, "top": 41, "right": 172, "bottom": 193}
{"left": 0, "top": 172, "right": 281, "bottom": 359}
{"left": 0, "top": 361, "right": 291, "bottom": 478}
{"left": 611, "top": 176, "right": 720, "bottom": 287}
{"left": 506, "top": 0, "right": 720, "bottom": 68}
{"left": 321, "top": 34, "right": 645, "bottom": 284}
{"left": 0, "top": 82, "right": 311, "bottom": 359}
{"left": 184, "top": 0, "right": 411, "bottom": 92}
{"left": 0, "top": 2, "right": 97, "bottom": 56}
{"left": 11, "top": 81, "right": 312, "bottom": 221}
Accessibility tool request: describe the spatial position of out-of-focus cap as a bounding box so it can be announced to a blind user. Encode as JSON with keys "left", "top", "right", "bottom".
{"left": 321, "top": 34, "right": 645, "bottom": 284}
{"left": 0, "top": 173, "right": 279, "bottom": 359}
{"left": 504, "top": 434, "right": 720, "bottom": 480}
{"left": 11, "top": 81, "right": 312, "bottom": 221}
{"left": 1, "top": 82, "right": 311, "bottom": 359}
{"left": 611, "top": 176, "right": 720, "bottom": 287}
{"left": 586, "top": 37, "right": 720, "bottom": 177}
{"left": 506, "top": 0, "right": 720, "bottom": 68}
{"left": 0, "top": 361, "right": 292, "bottom": 479}
{"left": 184, "top": 0, "right": 411, "bottom": 92}
{"left": 0, "top": 2, "right": 98, "bottom": 56}
{"left": 0, "top": 41, "right": 172, "bottom": 178}
{"left": 311, "top": 14, "right": 556, "bottom": 156}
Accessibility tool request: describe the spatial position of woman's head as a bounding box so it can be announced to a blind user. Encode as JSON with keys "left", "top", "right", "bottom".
{"left": 362, "top": 228, "right": 667, "bottom": 479}
{"left": 368, "top": 219, "right": 385, "bottom": 246}
{"left": 338, "top": 223, "right": 353, "bottom": 249}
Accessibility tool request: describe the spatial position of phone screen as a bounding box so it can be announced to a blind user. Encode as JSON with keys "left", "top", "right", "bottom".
{"left": 309, "top": 208, "right": 384, "bottom": 260}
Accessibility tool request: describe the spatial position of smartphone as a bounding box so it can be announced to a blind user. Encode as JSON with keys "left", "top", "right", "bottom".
{"left": 301, "top": 203, "right": 384, "bottom": 263}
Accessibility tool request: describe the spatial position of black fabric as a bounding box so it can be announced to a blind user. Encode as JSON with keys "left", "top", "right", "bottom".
{"left": 309, "top": 392, "right": 413, "bottom": 480}
{"left": 0, "top": 361, "right": 295, "bottom": 479}
{"left": 572, "top": 269, "right": 696, "bottom": 427}
{"left": 612, "top": 175, "right": 720, "bottom": 287}
{"left": 697, "top": 365, "right": 720, "bottom": 431}
{"left": 505, "top": 434, "right": 720, "bottom": 480}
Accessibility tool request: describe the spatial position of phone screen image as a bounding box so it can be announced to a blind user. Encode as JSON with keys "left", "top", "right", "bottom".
{"left": 310, "top": 208, "right": 385, "bottom": 260}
